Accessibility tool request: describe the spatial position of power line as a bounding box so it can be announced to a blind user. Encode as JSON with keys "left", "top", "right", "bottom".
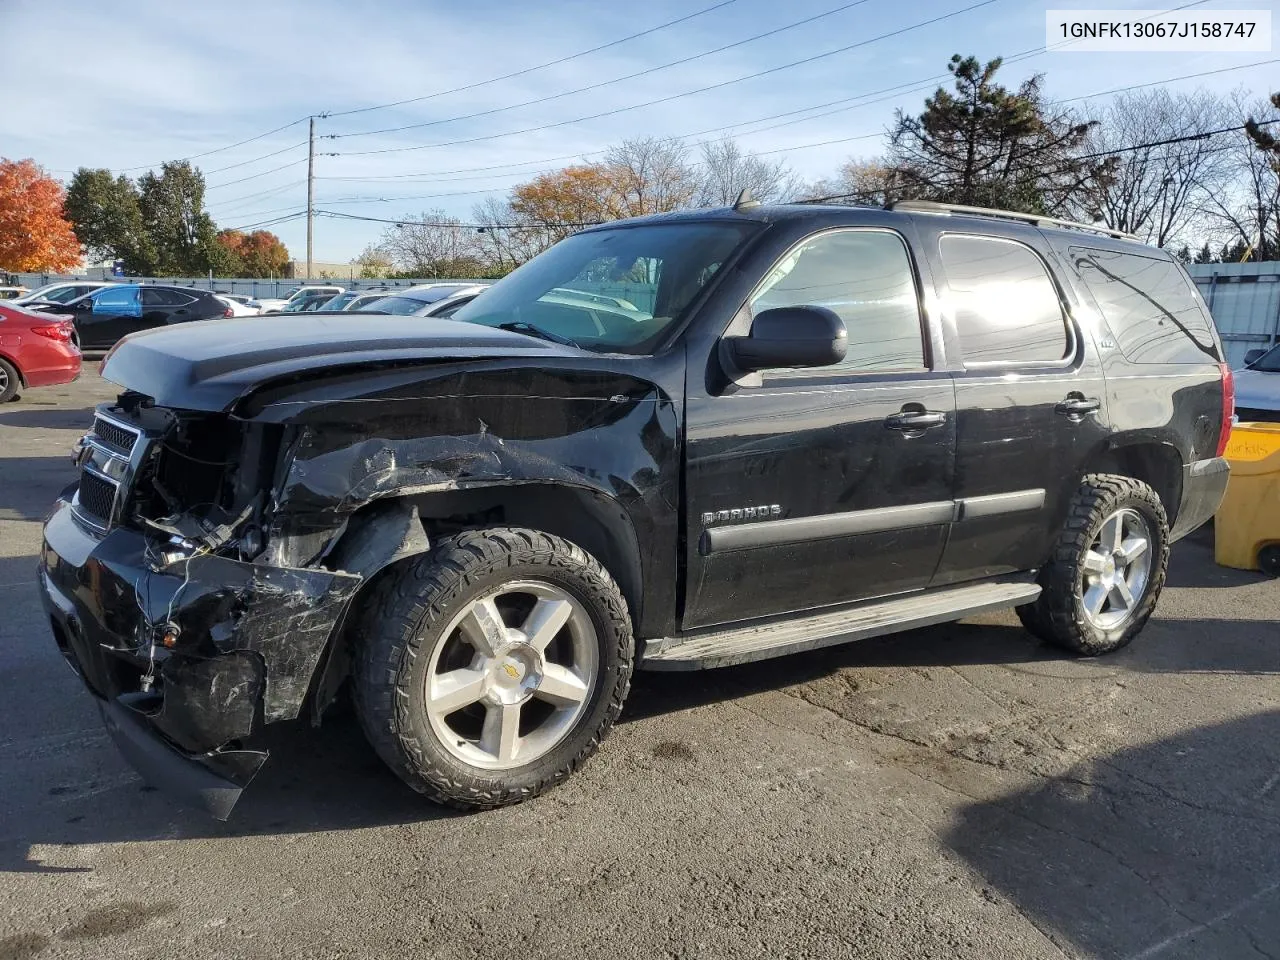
{"left": 116, "top": 117, "right": 309, "bottom": 172}
{"left": 798, "top": 118, "right": 1280, "bottom": 204}
{"left": 329, "top": 0, "right": 875, "bottom": 140}
{"left": 207, "top": 158, "right": 309, "bottom": 190}
{"left": 223, "top": 210, "right": 309, "bottom": 231}
{"left": 324, "top": 0, "right": 741, "bottom": 119}
{"left": 332, "top": 0, "right": 1002, "bottom": 157}
{"left": 316, "top": 209, "right": 602, "bottom": 229}
{"left": 202, "top": 140, "right": 310, "bottom": 176}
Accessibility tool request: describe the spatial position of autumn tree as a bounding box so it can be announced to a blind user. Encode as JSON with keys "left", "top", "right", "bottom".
{"left": 63, "top": 168, "right": 154, "bottom": 273}
{"left": 379, "top": 211, "right": 484, "bottom": 277}
{"left": 215, "top": 229, "right": 289, "bottom": 277}
{"left": 0, "top": 159, "right": 80, "bottom": 272}
{"left": 137, "top": 161, "right": 220, "bottom": 275}
{"left": 603, "top": 137, "right": 697, "bottom": 216}
{"left": 888, "top": 55, "right": 1111, "bottom": 215}
{"left": 801, "top": 157, "right": 899, "bottom": 205}
{"left": 694, "top": 138, "right": 799, "bottom": 207}
{"left": 353, "top": 244, "right": 394, "bottom": 278}
{"left": 1068, "top": 90, "right": 1230, "bottom": 247}
{"left": 509, "top": 165, "right": 622, "bottom": 242}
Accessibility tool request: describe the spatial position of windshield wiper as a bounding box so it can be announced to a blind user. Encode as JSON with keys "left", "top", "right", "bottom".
{"left": 496, "top": 321, "right": 580, "bottom": 348}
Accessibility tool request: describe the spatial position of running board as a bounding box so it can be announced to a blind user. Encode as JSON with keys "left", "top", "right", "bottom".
{"left": 640, "top": 580, "right": 1041, "bottom": 671}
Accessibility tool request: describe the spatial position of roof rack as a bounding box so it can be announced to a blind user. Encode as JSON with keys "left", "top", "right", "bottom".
{"left": 887, "top": 200, "right": 1141, "bottom": 242}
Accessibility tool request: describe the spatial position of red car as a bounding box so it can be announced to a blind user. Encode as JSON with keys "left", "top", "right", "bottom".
{"left": 0, "top": 303, "right": 81, "bottom": 402}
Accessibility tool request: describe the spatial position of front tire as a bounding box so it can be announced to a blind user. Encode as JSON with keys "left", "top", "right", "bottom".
{"left": 1018, "top": 474, "right": 1170, "bottom": 656}
{"left": 353, "top": 527, "right": 634, "bottom": 809}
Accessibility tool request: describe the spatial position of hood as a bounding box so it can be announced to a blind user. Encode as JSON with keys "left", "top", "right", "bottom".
{"left": 1235, "top": 367, "right": 1280, "bottom": 410}
{"left": 101, "top": 314, "right": 575, "bottom": 411}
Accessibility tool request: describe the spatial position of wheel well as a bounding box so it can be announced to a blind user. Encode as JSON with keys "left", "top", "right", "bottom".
{"left": 1085, "top": 442, "right": 1184, "bottom": 526}
{"left": 401, "top": 484, "right": 644, "bottom": 627}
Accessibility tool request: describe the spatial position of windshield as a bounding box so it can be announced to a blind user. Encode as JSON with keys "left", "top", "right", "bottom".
{"left": 1250, "top": 344, "right": 1280, "bottom": 373}
{"left": 23, "top": 284, "right": 83, "bottom": 303}
{"left": 450, "top": 222, "right": 756, "bottom": 353}
{"left": 360, "top": 295, "right": 430, "bottom": 315}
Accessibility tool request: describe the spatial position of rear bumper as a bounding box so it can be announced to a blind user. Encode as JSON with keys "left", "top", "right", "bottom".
{"left": 6, "top": 340, "right": 80, "bottom": 388}
{"left": 1170, "top": 457, "right": 1230, "bottom": 542}
{"left": 39, "top": 497, "right": 360, "bottom": 818}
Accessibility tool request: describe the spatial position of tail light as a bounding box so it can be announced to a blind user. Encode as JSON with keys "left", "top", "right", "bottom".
{"left": 1216, "top": 361, "right": 1235, "bottom": 457}
{"left": 31, "top": 321, "right": 75, "bottom": 342}
{"left": 223, "top": 306, "right": 234, "bottom": 318}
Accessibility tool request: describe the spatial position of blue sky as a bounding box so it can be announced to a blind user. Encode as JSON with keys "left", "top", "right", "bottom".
{"left": 1, "top": 0, "right": 1275, "bottom": 264}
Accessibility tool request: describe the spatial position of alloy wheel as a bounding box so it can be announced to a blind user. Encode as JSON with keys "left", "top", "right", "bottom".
{"left": 1081, "top": 508, "right": 1153, "bottom": 630}
{"left": 424, "top": 580, "right": 598, "bottom": 770}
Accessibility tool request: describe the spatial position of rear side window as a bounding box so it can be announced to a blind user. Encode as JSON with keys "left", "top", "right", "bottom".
{"left": 939, "top": 235, "right": 1070, "bottom": 365}
{"left": 1069, "top": 247, "right": 1220, "bottom": 364}
{"left": 750, "top": 228, "right": 927, "bottom": 375}
{"left": 142, "top": 288, "right": 194, "bottom": 306}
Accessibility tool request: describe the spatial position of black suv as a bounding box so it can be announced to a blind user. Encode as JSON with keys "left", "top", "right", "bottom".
{"left": 40, "top": 201, "right": 1233, "bottom": 817}
{"left": 33, "top": 284, "right": 230, "bottom": 349}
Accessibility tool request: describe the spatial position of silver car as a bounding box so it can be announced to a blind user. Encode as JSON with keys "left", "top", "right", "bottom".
{"left": 1236, "top": 344, "right": 1280, "bottom": 422}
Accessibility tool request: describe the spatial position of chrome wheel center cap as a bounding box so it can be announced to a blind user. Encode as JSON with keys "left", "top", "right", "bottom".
{"left": 487, "top": 642, "right": 542, "bottom": 705}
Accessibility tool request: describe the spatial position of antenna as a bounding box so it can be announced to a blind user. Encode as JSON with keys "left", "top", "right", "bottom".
{"left": 734, "top": 188, "right": 760, "bottom": 212}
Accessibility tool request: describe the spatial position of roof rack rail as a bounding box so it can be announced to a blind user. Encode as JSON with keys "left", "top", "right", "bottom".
{"left": 887, "top": 200, "right": 1140, "bottom": 242}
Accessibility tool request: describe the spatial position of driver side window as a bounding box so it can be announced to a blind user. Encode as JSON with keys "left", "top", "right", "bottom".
{"left": 750, "top": 229, "right": 927, "bottom": 377}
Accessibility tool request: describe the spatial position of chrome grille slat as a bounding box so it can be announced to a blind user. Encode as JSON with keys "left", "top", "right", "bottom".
{"left": 75, "top": 471, "right": 117, "bottom": 524}
{"left": 72, "top": 410, "right": 147, "bottom": 533}
{"left": 92, "top": 415, "right": 138, "bottom": 454}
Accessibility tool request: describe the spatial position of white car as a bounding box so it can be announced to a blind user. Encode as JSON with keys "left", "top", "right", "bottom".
{"left": 215, "top": 294, "right": 260, "bottom": 317}
{"left": 13, "top": 280, "right": 114, "bottom": 307}
{"left": 1236, "top": 344, "right": 1280, "bottom": 423}
{"left": 250, "top": 285, "right": 344, "bottom": 314}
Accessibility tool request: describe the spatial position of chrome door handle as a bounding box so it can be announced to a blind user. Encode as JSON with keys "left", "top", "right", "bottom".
{"left": 885, "top": 409, "right": 947, "bottom": 432}
{"left": 1055, "top": 395, "right": 1101, "bottom": 418}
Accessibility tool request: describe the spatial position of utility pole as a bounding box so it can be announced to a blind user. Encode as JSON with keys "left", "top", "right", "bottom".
{"left": 306, "top": 115, "right": 315, "bottom": 280}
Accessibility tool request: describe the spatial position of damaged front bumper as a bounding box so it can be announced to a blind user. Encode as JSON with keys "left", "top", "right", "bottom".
{"left": 39, "top": 497, "right": 360, "bottom": 819}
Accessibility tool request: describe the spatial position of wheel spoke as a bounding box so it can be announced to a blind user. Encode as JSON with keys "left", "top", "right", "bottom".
{"left": 428, "top": 668, "right": 487, "bottom": 713}
{"left": 522, "top": 598, "right": 574, "bottom": 652}
{"left": 536, "top": 663, "right": 589, "bottom": 706}
{"left": 1082, "top": 550, "right": 1110, "bottom": 575}
{"left": 1118, "top": 536, "right": 1148, "bottom": 565}
{"left": 1110, "top": 577, "right": 1135, "bottom": 610}
{"left": 461, "top": 597, "right": 507, "bottom": 656}
{"left": 480, "top": 702, "right": 521, "bottom": 762}
{"left": 1084, "top": 582, "right": 1110, "bottom": 616}
{"left": 1102, "top": 515, "right": 1124, "bottom": 554}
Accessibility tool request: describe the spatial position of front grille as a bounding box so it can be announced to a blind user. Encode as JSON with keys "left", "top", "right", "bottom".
{"left": 76, "top": 470, "right": 118, "bottom": 524}
{"left": 93, "top": 415, "right": 137, "bottom": 454}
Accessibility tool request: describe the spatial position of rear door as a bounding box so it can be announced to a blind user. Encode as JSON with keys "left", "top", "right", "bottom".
{"left": 912, "top": 220, "right": 1111, "bottom": 584}
{"left": 682, "top": 225, "right": 957, "bottom": 628}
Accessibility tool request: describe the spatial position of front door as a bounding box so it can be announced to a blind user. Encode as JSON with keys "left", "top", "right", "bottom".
{"left": 683, "top": 226, "right": 957, "bottom": 629}
{"left": 78, "top": 286, "right": 141, "bottom": 349}
{"left": 912, "top": 223, "right": 1112, "bottom": 585}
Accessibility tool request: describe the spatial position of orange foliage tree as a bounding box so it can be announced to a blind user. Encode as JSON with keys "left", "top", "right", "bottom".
{"left": 214, "top": 228, "right": 290, "bottom": 277}
{"left": 0, "top": 159, "right": 81, "bottom": 272}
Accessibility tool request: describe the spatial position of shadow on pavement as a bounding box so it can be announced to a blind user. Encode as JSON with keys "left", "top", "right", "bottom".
{"left": 0, "top": 407, "right": 96, "bottom": 430}
{"left": 0, "top": 457, "right": 74, "bottom": 521}
{"left": 943, "top": 710, "right": 1280, "bottom": 958}
{"left": 0, "top": 707, "right": 458, "bottom": 874}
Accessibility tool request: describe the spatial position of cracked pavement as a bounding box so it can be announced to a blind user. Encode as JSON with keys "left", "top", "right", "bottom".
{"left": 2, "top": 365, "right": 1278, "bottom": 960}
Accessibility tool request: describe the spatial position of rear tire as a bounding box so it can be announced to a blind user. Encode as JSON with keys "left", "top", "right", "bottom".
{"left": 0, "top": 358, "right": 20, "bottom": 403}
{"left": 1017, "top": 474, "right": 1169, "bottom": 656}
{"left": 353, "top": 527, "right": 634, "bottom": 810}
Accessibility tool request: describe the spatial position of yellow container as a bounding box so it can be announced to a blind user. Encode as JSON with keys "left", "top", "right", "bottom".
{"left": 1215, "top": 422, "right": 1280, "bottom": 573}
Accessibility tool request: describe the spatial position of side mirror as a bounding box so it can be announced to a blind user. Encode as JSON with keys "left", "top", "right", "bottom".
{"left": 1244, "top": 348, "right": 1265, "bottom": 367}
{"left": 724, "top": 306, "right": 848, "bottom": 372}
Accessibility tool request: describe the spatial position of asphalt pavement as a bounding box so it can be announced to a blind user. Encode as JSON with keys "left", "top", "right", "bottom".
{"left": 1, "top": 365, "right": 1278, "bottom": 960}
